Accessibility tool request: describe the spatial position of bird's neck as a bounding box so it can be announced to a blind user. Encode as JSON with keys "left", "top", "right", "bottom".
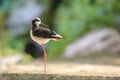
{"left": 32, "top": 22, "right": 39, "bottom": 30}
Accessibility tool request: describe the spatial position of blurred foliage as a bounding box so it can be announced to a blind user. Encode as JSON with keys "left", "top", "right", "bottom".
{"left": 37, "top": 0, "right": 50, "bottom": 3}
{"left": 0, "top": 0, "right": 22, "bottom": 56}
{"left": 0, "top": 0, "right": 120, "bottom": 59}
{"left": 0, "top": 0, "right": 11, "bottom": 30}
{"left": 0, "top": 0, "right": 49, "bottom": 57}
{"left": 47, "top": 0, "right": 120, "bottom": 58}
{"left": 0, "top": 30, "right": 26, "bottom": 56}
{"left": 41, "top": 0, "right": 62, "bottom": 26}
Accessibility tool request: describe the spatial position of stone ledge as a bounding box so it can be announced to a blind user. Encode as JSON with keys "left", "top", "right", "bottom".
{"left": 0, "top": 63, "right": 120, "bottom": 80}
{"left": 0, "top": 73, "right": 120, "bottom": 80}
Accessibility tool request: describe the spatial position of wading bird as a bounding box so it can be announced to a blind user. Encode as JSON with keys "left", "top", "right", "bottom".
{"left": 30, "top": 18, "right": 63, "bottom": 74}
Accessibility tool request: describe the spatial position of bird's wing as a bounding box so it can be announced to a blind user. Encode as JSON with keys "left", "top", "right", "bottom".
{"left": 33, "top": 27, "right": 56, "bottom": 38}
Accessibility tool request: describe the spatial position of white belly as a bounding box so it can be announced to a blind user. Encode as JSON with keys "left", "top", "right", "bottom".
{"left": 30, "top": 30, "right": 50, "bottom": 45}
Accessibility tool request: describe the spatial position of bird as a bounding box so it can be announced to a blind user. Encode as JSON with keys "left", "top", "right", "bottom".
{"left": 30, "top": 17, "right": 63, "bottom": 74}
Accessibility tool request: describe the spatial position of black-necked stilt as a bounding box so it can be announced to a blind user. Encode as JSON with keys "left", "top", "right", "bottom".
{"left": 30, "top": 17, "right": 63, "bottom": 74}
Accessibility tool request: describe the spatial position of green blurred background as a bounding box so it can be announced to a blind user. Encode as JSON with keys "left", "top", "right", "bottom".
{"left": 0, "top": 0, "right": 120, "bottom": 60}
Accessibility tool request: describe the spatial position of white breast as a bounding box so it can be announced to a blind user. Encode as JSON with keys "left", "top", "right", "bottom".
{"left": 30, "top": 30, "right": 50, "bottom": 45}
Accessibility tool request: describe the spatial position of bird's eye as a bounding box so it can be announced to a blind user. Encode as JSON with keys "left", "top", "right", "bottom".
{"left": 37, "top": 19, "right": 40, "bottom": 21}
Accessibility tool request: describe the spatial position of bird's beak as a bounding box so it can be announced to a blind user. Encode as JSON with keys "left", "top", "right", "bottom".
{"left": 52, "top": 34, "right": 64, "bottom": 41}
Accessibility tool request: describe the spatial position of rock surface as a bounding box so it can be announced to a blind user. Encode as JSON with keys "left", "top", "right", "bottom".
{"left": 63, "top": 29, "right": 120, "bottom": 58}
{"left": 0, "top": 53, "right": 120, "bottom": 80}
{"left": 0, "top": 73, "right": 120, "bottom": 80}
{"left": 0, "top": 62, "right": 120, "bottom": 80}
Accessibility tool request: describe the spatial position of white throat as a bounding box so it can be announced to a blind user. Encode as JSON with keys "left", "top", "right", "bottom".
{"left": 35, "top": 21, "right": 41, "bottom": 27}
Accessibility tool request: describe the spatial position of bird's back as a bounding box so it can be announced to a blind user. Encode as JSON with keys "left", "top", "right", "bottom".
{"left": 33, "top": 27, "right": 57, "bottom": 38}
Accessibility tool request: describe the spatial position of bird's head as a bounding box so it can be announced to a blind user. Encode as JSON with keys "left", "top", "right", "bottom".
{"left": 32, "top": 17, "right": 41, "bottom": 27}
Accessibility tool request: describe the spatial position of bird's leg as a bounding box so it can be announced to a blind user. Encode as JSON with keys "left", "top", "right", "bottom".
{"left": 41, "top": 43, "right": 46, "bottom": 74}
